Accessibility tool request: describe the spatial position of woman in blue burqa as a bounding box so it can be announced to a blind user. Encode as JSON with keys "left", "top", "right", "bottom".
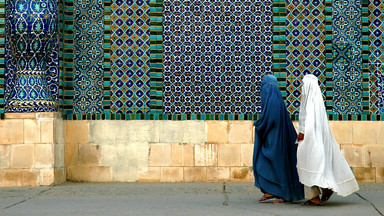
{"left": 253, "top": 75, "right": 304, "bottom": 203}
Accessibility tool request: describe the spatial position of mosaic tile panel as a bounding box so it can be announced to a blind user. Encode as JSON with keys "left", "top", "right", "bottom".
{"left": 362, "top": 0, "right": 370, "bottom": 114}
{"left": 73, "top": 0, "right": 104, "bottom": 114}
{"left": 149, "top": 0, "right": 164, "bottom": 114}
{"left": 0, "top": 0, "right": 5, "bottom": 115}
{"left": 272, "top": 0, "right": 287, "bottom": 94}
{"left": 5, "top": 0, "right": 59, "bottom": 113}
{"left": 368, "top": 0, "right": 384, "bottom": 114}
{"left": 332, "top": 0, "right": 363, "bottom": 114}
{"left": 286, "top": 0, "right": 326, "bottom": 114}
{"left": 163, "top": 0, "right": 272, "bottom": 114}
{"left": 110, "top": 0, "right": 150, "bottom": 114}
{"left": 325, "top": 0, "right": 333, "bottom": 113}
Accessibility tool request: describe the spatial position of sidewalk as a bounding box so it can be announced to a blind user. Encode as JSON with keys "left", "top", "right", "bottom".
{"left": 0, "top": 182, "right": 383, "bottom": 216}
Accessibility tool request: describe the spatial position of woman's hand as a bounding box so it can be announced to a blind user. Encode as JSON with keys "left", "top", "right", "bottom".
{"left": 295, "top": 133, "right": 304, "bottom": 149}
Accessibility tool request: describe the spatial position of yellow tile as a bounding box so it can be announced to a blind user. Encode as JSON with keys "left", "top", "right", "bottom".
{"left": 65, "top": 143, "right": 79, "bottom": 167}
{"left": 171, "top": 144, "right": 183, "bottom": 166}
{"left": 353, "top": 167, "right": 376, "bottom": 183}
{"left": 66, "top": 165, "right": 91, "bottom": 182}
{"left": 330, "top": 121, "right": 353, "bottom": 144}
{"left": 161, "top": 167, "right": 183, "bottom": 182}
{"left": 182, "top": 144, "right": 194, "bottom": 166}
{"left": 78, "top": 144, "right": 100, "bottom": 166}
{"left": 138, "top": 167, "right": 161, "bottom": 182}
{"left": 0, "top": 169, "right": 22, "bottom": 187}
{"left": 39, "top": 168, "right": 55, "bottom": 186}
{"left": 0, "top": 119, "right": 24, "bottom": 144}
{"left": 240, "top": 144, "right": 253, "bottom": 167}
{"left": 0, "top": 145, "right": 10, "bottom": 168}
{"left": 21, "top": 170, "right": 39, "bottom": 186}
{"left": 35, "top": 144, "right": 54, "bottom": 168}
{"left": 206, "top": 121, "right": 228, "bottom": 144}
{"left": 24, "top": 119, "right": 40, "bottom": 144}
{"left": 40, "top": 119, "right": 54, "bottom": 144}
{"left": 206, "top": 167, "right": 230, "bottom": 181}
{"left": 10, "top": 144, "right": 34, "bottom": 168}
{"left": 228, "top": 121, "right": 253, "bottom": 144}
{"left": 66, "top": 121, "right": 89, "bottom": 144}
{"left": 340, "top": 144, "right": 363, "bottom": 167}
{"left": 184, "top": 167, "right": 206, "bottom": 182}
{"left": 218, "top": 144, "right": 241, "bottom": 166}
{"left": 363, "top": 145, "right": 384, "bottom": 167}
{"left": 195, "top": 144, "right": 217, "bottom": 166}
{"left": 230, "top": 167, "right": 253, "bottom": 182}
{"left": 353, "top": 121, "right": 378, "bottom": 145}
{"left": 90, "top": 166, "right": 112, "bottom": 182}
{"left": 5, "top": 113, "right": 36, "bottom": 119}
{"left": 149, "top": 144, "right": 171, "bottom": 167}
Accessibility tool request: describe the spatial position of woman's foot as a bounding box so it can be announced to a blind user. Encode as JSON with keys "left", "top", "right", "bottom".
{"left": 302, "top": 196, "right": 322, "bottom": 206}
{"left": 259, "top": 193, "right": 280, "bottom": 203}
{"left": 321, "top": 188, "right": 333, "bottom": 203}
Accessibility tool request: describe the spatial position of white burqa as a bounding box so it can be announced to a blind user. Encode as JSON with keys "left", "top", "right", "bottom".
{"left": 297, "top": 74, "right": 359, "bottom": 197}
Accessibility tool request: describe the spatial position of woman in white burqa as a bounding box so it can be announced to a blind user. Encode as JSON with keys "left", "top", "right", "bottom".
{"left": 296, "top": 74, "right": 359, "bottom": 205}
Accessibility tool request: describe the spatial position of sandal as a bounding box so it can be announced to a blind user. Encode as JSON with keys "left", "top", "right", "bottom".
{"left": 321, "top": 189, "right": 334, "bottom": 203}
{"left": 302, "top": 197, "right": 323, "bottom": 206}
{"left": 259, "top": 194, "right": 280, "bottom": 203}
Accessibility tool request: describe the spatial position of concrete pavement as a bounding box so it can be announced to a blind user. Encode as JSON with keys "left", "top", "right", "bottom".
{"left": 0, "top": 182, "right": 383, "bottom": 216}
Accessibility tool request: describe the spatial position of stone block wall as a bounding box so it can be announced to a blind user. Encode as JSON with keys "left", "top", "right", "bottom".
{"left": 1, "top": 118, "right": 383, "bottom": 186}
{"left": 0, "top": 113, "right": 65, "bottom": 187}
{"left": 65, "top": 120, "right": 384, "bottom": 183}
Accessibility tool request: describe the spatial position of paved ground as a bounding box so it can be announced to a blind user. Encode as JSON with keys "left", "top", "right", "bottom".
{"left": 0, "top": 182, "right": 383, "bottom": 216}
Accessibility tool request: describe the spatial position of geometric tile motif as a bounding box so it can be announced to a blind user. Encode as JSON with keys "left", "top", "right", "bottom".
{"left": 163, "top": 0, "right": 272, "bottom": 114}
{"left": 4, "top": 0, "right": 59, "bottom": 113}
{"left": 0, "top": 0, "right": 4, "bottom": 114}
{"left": 368, "top": 0, "right": 384, "bottom": 115}
{"left": 73, "top": 0, "right": 104, "bottom": 114}
{"left": 286, "top": 0, "right": 326, "bottom": 114}
{"left": 332, "top": 0, "right": 363, "bottom": 114}
{"left": 110, "top": 0, "right": 150, "bottom": 114}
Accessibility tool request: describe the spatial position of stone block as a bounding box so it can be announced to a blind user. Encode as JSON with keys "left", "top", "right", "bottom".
{"left": 184, "top": 167, "right": 206, "bottom": 182}
{"left": 40, "top": 119, "right": 54, "bottom": 144}
{"left": 353, "top": 167, "right": 376, "bottom": 183}
{"left": 35, "top": 144, "right": 54, "bottom": 168}
{"left": 183, "top": 144, "right": 194, "bottom": 166}
{"left": 160, "top": 121, "right": 183, "bottom": 143}
{"left": 89, "top": 120, "right": 116, "bottom": 144}
{"left": 149, "top": 144, "right": 171, "bottom": 167}
{"left": 340, "top": 144, "right": 363, "bottom": 167}
{"left": 24, "top": 119, "right": 40, "bottom": 144}
{"left": 78, "top": 144, "right": 100, "bottom": 166}
{"left": 363, "top": 145, "right": 384, "bottom": 167}
{"left": 99, "top": 144, "right": 117, "bottom": 167}
{"left": 126, "top": 142, "right": 150, "bottom": 168}
{"left": 66, "top": 120, "right": 89, "bottom": 144}
{"left": 54, "top": 119, "right": 65, "bottom": 145}
{"left": 0, "top": 145, "right": 10, "bottom": 168}
{"left": 36, "top": 112, "right": 57, "bottom": 118}
{"left": 206, "top": 121, "right": 228, "bottom": 144}
{"left": 230, "top": 167, "right": 253, "bottom": 182}
{"left": 113, "top": 166, "right": 138, "bottom": 182}
{"left": 129, "top": 121, "right": 160, "bottom": 143}
{"left": 67, "top": 165, "right": 91, "bottom": 182}
{"left": 65, "top": 143, "right": 78, "bottom": 167}
{"left": 171, "top": 144, "right": 183, "bottom": 166}
{"left": 54, "top": 168, "right": 66, "bottom": 185}
{"left": 161, "top": 167, "right": 183, "bottom": 182}
{"left": 195, "top": 144, "right": 217, "bottom": 166}
{"left": 138, "top": 167, "right": 161, "bottom": 182}
{"left": 228, "top": 121, "right": 253, "bottom": 144}
{"left": 39, "top": 168, "right": 55, "bottom": 186}
{"left": 0, "top": 119, "right": 24, "bottom": 144}
{"left": 55, "top": 144, "right": 65, "bottom": 167}
{"left": 241, "top": 144, "right": 253, "bottom": 167}
{"left": 353, "top": 121, "right": 378, "bottom": 145}
{"left": 218, "top": 144, "right": 241, "bottom": 166}
{"left": 21, "top": 170, "right": 39, "bottom": 186}
{"left": 10, "top": 144, "right": 34, "bottom": 168}
{"left": 5, "top": 113, "right": 36, "bottom": 119}
{"left": 0, "top": 169, "right": 22, "bottom": 187}
{"left": 330, "top": 121, "right": 353, "bottom": 144}
{"left": 206, "top": 167, "right": 230, "bottom": 181}
{"left": 182, "top": 121, "right": 206, "bottom": 144}
{"left": 378, "top": 122, "right": 384, "bottom": 145}
{"left": 90, "top": 166, "right": 112, "bottom": 182}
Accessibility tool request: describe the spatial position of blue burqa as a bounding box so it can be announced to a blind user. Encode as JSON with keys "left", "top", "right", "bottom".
{"left": 253, "top": 75, "right": 304, "bottom": 201}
